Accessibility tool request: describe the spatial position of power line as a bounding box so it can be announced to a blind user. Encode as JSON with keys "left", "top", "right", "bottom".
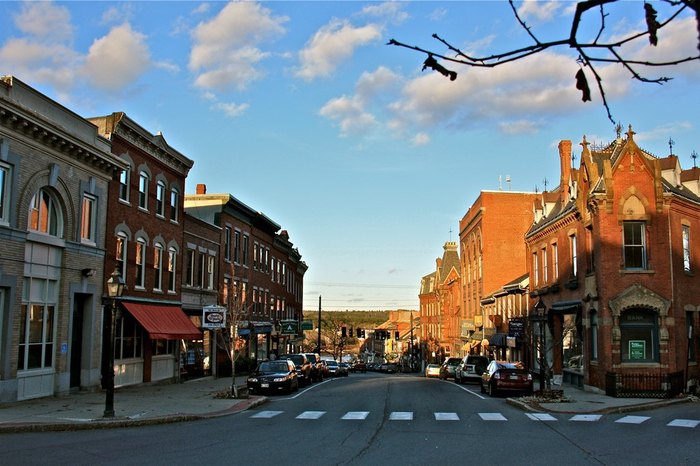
{"left": 306, "top": 281, "right": 415, "bottom": 289}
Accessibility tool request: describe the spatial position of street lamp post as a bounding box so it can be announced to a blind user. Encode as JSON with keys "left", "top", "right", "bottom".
{"left": 534, "top": 298, "right": 547, "bottom": 392}
{"left": 104, "top": 267, "right": 125, "bottom": 418}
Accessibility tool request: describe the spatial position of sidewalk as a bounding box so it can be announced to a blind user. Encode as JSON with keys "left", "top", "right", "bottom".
{"left": 0, "top": 376, "right": 266, "bottom": 433}
{"left": 1, "top": 377, "right": 692, "bottom": 433}
{"left": 507, "top": 383, "right": 693, "bottom": 414}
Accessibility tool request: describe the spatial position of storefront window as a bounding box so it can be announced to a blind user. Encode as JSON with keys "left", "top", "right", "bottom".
{"left": 620, "top": 309, "right": 658, "bottom": 362}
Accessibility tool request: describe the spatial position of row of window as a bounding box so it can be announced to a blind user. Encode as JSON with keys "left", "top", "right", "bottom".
{"left": 224, "top": 227, "right": 291, "bottom": 287}
{"left": 119, "top": 167, "right": 180, "bottom": 223}
{"left": 116, "top": 234, "right": 177, "bottom": 293}
{"left": 534, "top": 221, "right": 693, "bottom": 288}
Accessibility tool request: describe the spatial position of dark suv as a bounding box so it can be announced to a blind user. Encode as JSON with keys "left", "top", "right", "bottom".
{"left": 279, "top": 354, "right": 312, "bottom": 387}
{"left": 455, "top": 355, "right": 489, "bottom": 384}
{"left": 304, "top": 352, "right": 325, "bottom": 382}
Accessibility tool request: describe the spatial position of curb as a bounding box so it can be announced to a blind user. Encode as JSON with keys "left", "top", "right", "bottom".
{"left": 506, "top": 395, "right": 691, "bottom": 415}
{"left": 0, "top": 396, "right": 269, "bottom": 434}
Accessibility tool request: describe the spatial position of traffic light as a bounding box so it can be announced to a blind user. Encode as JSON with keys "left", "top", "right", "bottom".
{"left": 395, "top": 331, "right": 400, "bottom": 340}
{"left": 356, "top": 328, "right": 362, "bottom": 338}
{"left": 360, "top": 329, "right": 365, "bottom": 338}
{"left": 341, "top": 326, "right": 347, "bottom": 338}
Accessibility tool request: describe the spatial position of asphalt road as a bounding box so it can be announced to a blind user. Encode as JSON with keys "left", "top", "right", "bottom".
{"left": 2, "top": 373, "right": 700, "bottom": 465}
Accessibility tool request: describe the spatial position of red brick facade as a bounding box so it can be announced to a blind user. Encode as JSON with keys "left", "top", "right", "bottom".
{"left": 526, "top": 127, "right": 700, "bottom": 393}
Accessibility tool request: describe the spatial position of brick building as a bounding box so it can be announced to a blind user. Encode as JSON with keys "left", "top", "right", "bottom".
{"left": 526, "top": 127, "right": 700, "bottom": 394}
{"left": 88, "top": 112, "right": 200, "bottom": 388}
{"left": 184, "top": 184, "right": 307, "bottom": 370}
{"left": 418, "top": 242, "right": 460, "bottom": 362}
{"left": 0, "top": 76, "right": 127, "bottom": 401}
{"left": 459, "top": 190, "right": 537, "bottom": 358}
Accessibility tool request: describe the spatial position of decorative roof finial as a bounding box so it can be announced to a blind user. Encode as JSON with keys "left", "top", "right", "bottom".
{"left": 615, "top": 122, "right": 622, "bottom": 139}
{"left": 626, "top": 125, "right": 635, "bottom": 141}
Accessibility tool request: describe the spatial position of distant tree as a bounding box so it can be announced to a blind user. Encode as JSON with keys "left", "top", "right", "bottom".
{"left": 389, "top": 0, "right": 699, "bottom": 124}
{"left": 219, "top": 265, "right": 249, "bottom": 398}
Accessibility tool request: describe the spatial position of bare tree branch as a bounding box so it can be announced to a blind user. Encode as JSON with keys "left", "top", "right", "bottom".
{"left": 388, "top": 0, "right": 700, "bottom": 125}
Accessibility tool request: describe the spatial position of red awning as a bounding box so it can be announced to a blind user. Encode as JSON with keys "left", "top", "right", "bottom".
{"left": 121, "top": 302, "right": 202, "bottom": 340}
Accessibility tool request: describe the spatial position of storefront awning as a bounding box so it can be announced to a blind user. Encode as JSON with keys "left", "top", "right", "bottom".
{"left": 551, "top": 300, "right": 582, "bottom": 313}
{"left": 121, "top": 302, "right": 202, "bottom": 340}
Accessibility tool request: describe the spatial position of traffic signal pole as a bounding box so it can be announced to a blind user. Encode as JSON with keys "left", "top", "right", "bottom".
{"left": 317, "top": 295, "right": 322, "bottom": 353}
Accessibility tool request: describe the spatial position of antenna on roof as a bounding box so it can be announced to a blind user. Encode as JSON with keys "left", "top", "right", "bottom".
{"left": 505, "top": 175, "right": 511, "bottom": 191}
{"left": 692, "top": 150, "right": 698, "bottom": 168}
{"left": 542, "top": 177, "right": 549, "bottom": 192}
{"left": 669, "top": 137, "right": 675, "bottom": 156}
{"left": 498, "top": 175, "right": 503, "bottom": 191}
{"left": 448, "top": 227, "right": 453, "bottom": 242}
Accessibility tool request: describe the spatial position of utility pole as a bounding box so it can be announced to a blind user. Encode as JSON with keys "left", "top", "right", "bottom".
{"left": 410, "top": 312, "right": 414, "bottom": 372}
{"left": 317, "top": 295, "right": 322, "bottom": 353}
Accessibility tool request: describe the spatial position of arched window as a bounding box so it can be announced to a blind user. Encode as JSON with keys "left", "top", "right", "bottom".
{"left": 620, "top": 308, "right": 658, "bottom": 362}
{"left": 28, "top": 188, "right": 62, "bottom": 237}
{"left": 153, "top": 242, "right": 164, "bottom": 291}
{"left": 135, "top": 238, "right": 146, "bottom": 288}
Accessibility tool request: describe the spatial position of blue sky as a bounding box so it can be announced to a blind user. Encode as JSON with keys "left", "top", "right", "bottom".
{"left": 1, "top": 1, "right": 698, "bottom": 311}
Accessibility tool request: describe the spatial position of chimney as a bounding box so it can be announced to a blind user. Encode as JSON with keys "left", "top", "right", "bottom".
{"left": 559, "top": 140, "right": 572, "bottom": 204}
{"left": 196, "top": 183, "right": 207, "bottom": 195}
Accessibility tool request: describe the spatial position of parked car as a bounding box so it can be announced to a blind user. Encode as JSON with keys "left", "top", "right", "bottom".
{"left": 379, "top": 363, "right": 398, "bottom": 373}
{"left": 279, "top": 354, "right": 312, "bottom": 387}
{"left": 351, "top": 361, "right": 367, "bottom": 373}
{"left": 338, "top": 362, "right": 350, "bottom": 377}
{"left": 247, "top": 360, "right": 299, "bottom": 395}
{"left": 480, "top": 360, "right": 533, "bottom": 397}
{"left": 324, "top": 360, "right": 340, "bottom": 376}
{"left": 455, "top": 355, "right": 489, "bottom": 384}
{"left": 439, "top": 357, "right": 462, "bottom": 380}
{"left": 425, "top": 364, "right": 441, "bottom": 378}
{"left": 303, "top": 353, "right": 325, "bottom": 382}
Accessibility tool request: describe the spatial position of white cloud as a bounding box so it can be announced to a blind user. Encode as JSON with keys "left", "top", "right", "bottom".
{"left": 389, "top": 51, "right": 581, "bottom": 133}
{"left": 212, "top": 101, "right": 250, "bottom": 118}
{"left": 13, "top": 1, "right": 73, "bottom": 42}
{"left": 296, "top": 19, "right": 382, "bottom": 80}
{"left": 319, "top": 66, "right": 399, "bottom": 137}
{"left": 359, "top": 2, "right": 409, "bottom": 25}
{"left": 319, "top": 95, "right": 377, "bottom": 136}
{"left": 411, "top": 132, "right": 430, "bottom": 146}
{"left": 517, "top": 0, "right": 562, "bottom": 22}
{"left": 83, "top": 23, "right": 150, "bottom": 91}
{"left": 499, "top": 120, "right": 541, "bottom": 135}
{"left": 189, "top": 1, "right": 287, "bottom": 91}
{"left": 430, "top": 8, "right": 447, "bottom": 22}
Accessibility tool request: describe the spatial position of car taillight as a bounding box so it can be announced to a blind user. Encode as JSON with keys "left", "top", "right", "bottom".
{"left": 527, "top": 373, "right": 532, "bottom": 381}
{"left": 493, "top": 373, "right": 501, "bottom": 380}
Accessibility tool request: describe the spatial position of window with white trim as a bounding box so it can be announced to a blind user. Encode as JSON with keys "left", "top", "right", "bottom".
{"left": 234, "top": 230, "right": 241, "bottom": 263}
{"left": 118, "top": 167, "right": 129, "bottom": 202}
{"left": 207, "top": 254, "right": 215, "bottom": 290}
{"left": 80, "top": 193, "right": 96, "bottom": 243}
{"left": 19, "top": 277, "right": 57, "bottom": 370}
{"left": 532, "top": 252, "right": 539, "bottom": 287}
{"left": 0, "top": 162, "right": 11, "bottom": 223}
{"left": 170, "top": 188, "right": 179, "bottom": 222}
{"left": 552, "top": 243, "right": 559, "bottom": 280}
{"left": 155, "top": 181, "right": 165, "bottom": 217}
{"left": 116, "top": 233, "right": 128, "bottom": 280}
{"left": 682, "top": 224, "right": 691, "bottom": 273}
{"left": 28, "top": 188, "right": 63, "bottom": 237}
{"left": 135, "top": 239, "right": 146, "bottom": 288}
{"left": 168, "top": 247, "right": 177, "bottom": 293}
{"left": 542, "top": 247, "right": 548, "bottom": 283}
{"left": 185, "top": 249, "right": 195, "bottom": 287}
{"left": 623, "top": 221, "right": 646, "bottom": 269}
{"left": 570, "top": 234, "right": 578, "bottom": 277}
{"left": 138, "top": 172, "right": 149, "bottom": 210}
{"left": 242, "top": 234, "right": 249, "bottom": 266}
{"left": 620, "top": 309, "right": 658, "bottom": 362}
{"left": 153, "top": 243, "right": 163, "bottom": 291}
{"left": 115, "top": 312, "right": 143, "bottom": 360}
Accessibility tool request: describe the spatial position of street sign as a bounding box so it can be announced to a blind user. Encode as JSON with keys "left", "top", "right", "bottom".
{"left": 202, "top": 305, "right": 226, "bottom": 329}
{"left": 301, "top": 320, "right": 313, "bottom": 330}
{"left": 280, "top": 320, "right": 298, "bottom": 335}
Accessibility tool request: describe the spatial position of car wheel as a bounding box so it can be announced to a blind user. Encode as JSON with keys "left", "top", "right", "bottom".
{"left": 480, "top": 382, "right": 486, "bottom": 394}
{"left": 455, "top": 374, "right": 461, "bottom": 384}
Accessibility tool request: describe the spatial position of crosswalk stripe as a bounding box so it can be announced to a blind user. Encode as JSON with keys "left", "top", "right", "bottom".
{"left": 667, "top": 419, "right": 700, "bottom": 428}
{"left": 296, "top": 411, "right": 326, "bottom": 419}
{"left": 435, "top": 412, "right": 460, "bottom": 421}
{"left": 390, "top": 411, "right": 413, "bottom": 421}
{"left": 479, "top": 413, "right": 507, "bottom": 421}
{"left": 616, "top": 415, "right": 650, "bottom": 424}
{"left": 342, "top": 411, "right": 369, "bottom": 420}
{"left": 250, "top": 410, "right": 283, "bottom": 419}
{"left": 527, "top": 413, "right": 557, "bottom": 421}
{"left": 570, "top": 414, "right": 602, "bottom": 422}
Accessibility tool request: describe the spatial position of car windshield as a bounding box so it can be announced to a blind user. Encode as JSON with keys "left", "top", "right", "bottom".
{"left": 498, "top": 362, "right": 521, "bottom": 370}
{"left": 288, "top": 356, "right": 304, "bottom": 365}
{"left": 259, "top": 362, "right": 289, "bottom": 373}
{"left": 306, "top": 355, "right": 318, "bottom": 363}
{"left": 326, "top": 361, "right": 338, "bottom": 366}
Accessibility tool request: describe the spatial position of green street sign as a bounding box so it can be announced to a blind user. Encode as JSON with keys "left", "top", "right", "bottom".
{"left": 281, "top": 320, "right": 298, "bottom": 335}
{"left": 301, "top": 320, "right": 313, "bottom": 330}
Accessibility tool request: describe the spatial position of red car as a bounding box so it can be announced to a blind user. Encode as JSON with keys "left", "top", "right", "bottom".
{"left": 480, "top": 361, "right": 533, "bottom": 396}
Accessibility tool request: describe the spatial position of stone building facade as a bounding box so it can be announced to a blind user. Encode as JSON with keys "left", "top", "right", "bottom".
{"left": 0, "top": 76, "right": 127, "bottom": 401}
